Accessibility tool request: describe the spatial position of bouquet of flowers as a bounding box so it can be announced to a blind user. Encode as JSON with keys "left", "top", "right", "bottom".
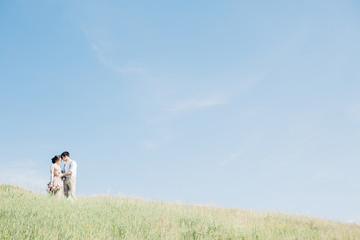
{"left": 47, "top": 182, "right": 60, "bottom": 195}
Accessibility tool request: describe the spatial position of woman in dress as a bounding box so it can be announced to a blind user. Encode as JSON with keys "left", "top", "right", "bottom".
{"left": 50, "top": 155, "right": 64, "bottom": 198}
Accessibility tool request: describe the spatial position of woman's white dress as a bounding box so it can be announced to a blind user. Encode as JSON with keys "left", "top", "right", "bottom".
{"left": 50, "top": 164, "right": 64, "bottom": 198}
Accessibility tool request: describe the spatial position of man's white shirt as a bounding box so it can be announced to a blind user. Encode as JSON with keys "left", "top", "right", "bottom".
{"left": 64, "top": 159, "right": 77, "bottom": 178}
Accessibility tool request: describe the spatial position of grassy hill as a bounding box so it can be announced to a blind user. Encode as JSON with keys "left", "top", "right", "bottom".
{"left": 0, "top": 185, "right": 359, "bottom": 239}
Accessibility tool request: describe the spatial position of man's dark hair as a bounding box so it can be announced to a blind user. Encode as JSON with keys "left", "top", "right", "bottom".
{"left": 61, "top": 151, "right": 70, "bottom": 158}
{"left": 52, "top": 155, "right": 61, "bottom": 164}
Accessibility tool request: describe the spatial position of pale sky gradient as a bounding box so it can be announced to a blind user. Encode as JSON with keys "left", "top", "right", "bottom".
{"left": 1, "top": 0, "right": 360, "bottom": 223}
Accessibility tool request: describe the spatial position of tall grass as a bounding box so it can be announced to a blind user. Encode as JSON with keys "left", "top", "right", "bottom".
{"left": 0, "top": 184, "right": 359, "bottom": 239}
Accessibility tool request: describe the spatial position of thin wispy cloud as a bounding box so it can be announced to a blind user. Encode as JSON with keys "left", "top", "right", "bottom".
{"left": 139, "top": 133, "right": 173, "bottom": 149}
{"left": 215, "top": 147, "right": 249, "bottom": 177}
{"left": 298, "top": 167, "right": 341, "bottom": 190}
{"left": 218, "top": 147, "right": 249, "bottom": 167}
{"left": 168, "top": 95, "right": 229, "bottom": 113}
{"left": 82, "top": 27, "right": 145, "bottom": 75}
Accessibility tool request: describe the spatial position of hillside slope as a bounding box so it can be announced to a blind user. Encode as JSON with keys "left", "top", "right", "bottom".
{"left": 0, "top": 185, "right": 359, "bottom": 239}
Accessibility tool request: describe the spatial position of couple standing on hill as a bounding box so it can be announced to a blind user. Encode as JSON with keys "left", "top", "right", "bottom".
{"left": 49, "top": 151, "right": 77, "bottom": 198}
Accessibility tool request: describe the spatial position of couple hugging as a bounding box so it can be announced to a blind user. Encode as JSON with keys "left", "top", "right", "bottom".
{"left": 49, "top": 151, "right": 77, "bottom": 198}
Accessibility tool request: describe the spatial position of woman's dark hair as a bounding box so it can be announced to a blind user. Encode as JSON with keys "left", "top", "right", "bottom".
{"left": 52, "top": 155, "right": 61, "bottom": 164}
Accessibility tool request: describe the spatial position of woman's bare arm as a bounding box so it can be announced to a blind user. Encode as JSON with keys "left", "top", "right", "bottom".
{"left": 54, "top": 171, "right": 63, "bottom": 177}
{"left": 50, "top": 166, "right": 54, "bottom": 183}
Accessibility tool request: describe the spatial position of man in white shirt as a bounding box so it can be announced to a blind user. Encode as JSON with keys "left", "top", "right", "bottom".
{"left": 61, "top": 151, "right": 77, "bottom": 198}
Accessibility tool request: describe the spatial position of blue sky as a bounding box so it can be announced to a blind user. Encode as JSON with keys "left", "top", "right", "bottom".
{"left": 1, "top": 0, "right": 360, "bottom": 222}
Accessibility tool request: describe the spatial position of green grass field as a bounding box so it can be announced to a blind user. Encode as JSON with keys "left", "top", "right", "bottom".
{"left": 0, "top": 184, "right": 359, "bottom": 239}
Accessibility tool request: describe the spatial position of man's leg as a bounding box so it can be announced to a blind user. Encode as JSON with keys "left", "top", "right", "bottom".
{"left": 64, "top": 180, "right": 69, "bottom": 198}
{"left": 68, "top": 177, "right": 76, "bottom": 199}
